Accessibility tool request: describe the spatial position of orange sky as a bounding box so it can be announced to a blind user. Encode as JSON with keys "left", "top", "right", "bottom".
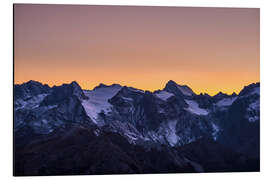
{"left": 14, "top": 4, "right": 259, "bottom": 95}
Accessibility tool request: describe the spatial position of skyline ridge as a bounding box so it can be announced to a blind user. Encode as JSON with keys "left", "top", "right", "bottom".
{"left": 15, "top": 79, "right": 260, "bottom": 97}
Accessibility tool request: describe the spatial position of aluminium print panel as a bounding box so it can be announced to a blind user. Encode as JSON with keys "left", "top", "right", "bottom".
{"left": 14, "top": 4, "right": 260, "bottom": 176}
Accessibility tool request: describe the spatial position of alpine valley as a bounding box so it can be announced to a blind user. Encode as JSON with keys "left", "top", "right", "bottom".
{"left": 14, "top": 80, "right": 260, "bottom": 175}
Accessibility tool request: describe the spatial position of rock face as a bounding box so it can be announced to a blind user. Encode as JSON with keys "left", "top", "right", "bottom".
{"left": 14, "top": 80, "right": 260, "bottom": 175}
{"left": 104, "top": 84, "right": 214, "bottom": 146}
{"left": 217, "top": 83, "right": 260, "bottom": 158}
{"left": 14, "top": 81, "right": 95, "bottom": 147}
{"left": 14, "top": 80, "right": 51, "bottom": 100}
{"left": 40, "top": 81, "right": 88, "bottom": 106}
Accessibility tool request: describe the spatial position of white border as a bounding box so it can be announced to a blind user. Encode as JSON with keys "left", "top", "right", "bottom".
{"left": 1, "top": 0, "right": 270, "bottom": 179}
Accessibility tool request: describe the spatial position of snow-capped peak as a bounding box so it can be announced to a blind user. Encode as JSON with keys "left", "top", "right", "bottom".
{"left": 82, "top": 84, "right": 122, "bottom": 124}
{"left": 164, "top": 80, "right": 195, "bottom": 96}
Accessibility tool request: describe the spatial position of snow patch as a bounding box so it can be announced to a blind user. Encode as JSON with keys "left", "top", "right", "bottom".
{"left": 128, "top": 87, "right": 144, "bottom": 93}
{"left": 216, "top": 97, "right": 237, "bottom": 107}
{"left": 155, "top": 91, "right": 174, "bottom": 101}
{"left": 15, "top": 93, "right": 48, "bottom": 110}
{"left": 211, "top": 123, "right": 220, "bottom": 141}
{"left": 247, "top": 99, "right": 260, "bottom": 123}
{"left": 248, "top": 116, "right": 259, "bottom": 122}
{"left": 41, "top": 119, "right": 48, "bottom": 124}
{"left": 124, "top": 132, "right": 139, "bottom": 141}
{"left": 82, "top": 86, "right": 122, "bottom": 124}
{"left": 184, "top": 100, "right": 209, "bottom": 115}
{"left": 177, "top": 85, "right": 194, "bottom": 96}
{"left": 94, "top": 129, "right": 101, "bottom": 136}
{"left": 248, "top": 100, "right": 260, "bottom": 111}
{"left": 166, "top": 120, "right": 179, "bottom": 146}
{"left": 122, "top": 97, "right": 133, "bottom": 101}
{"left": 250, "top": 87, "right": 260, "bottom": 95}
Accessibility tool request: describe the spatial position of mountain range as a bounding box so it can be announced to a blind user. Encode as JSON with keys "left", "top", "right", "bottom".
{"left": 14, "top": 80, "right": 260, "bottom": 175}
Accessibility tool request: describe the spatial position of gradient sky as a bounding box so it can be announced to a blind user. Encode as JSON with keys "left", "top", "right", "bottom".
{"left": 14, "top": 4, "right": 259, "bottom": 95}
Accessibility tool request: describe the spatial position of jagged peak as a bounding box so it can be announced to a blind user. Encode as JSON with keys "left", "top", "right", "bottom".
{"left": 25, "top": 80, "right": 41, "bottom": 85}
{"left": 40, "top": 81, "right": 88, "bottom": 106}
{"left": 93, "top": 83, "right": 122, "bottom": 90}
{"left": 166, "top": 80, "right": 177, "bottom": 85}
{"left": 49, "top": 81, "right": 85, "bottom": 93}
{"left": 16, "top": 80, "right": 50, "bottom": 87}
{"left": 71, "top": 81, "right": 80, "bottom": 87}
{"left": 109, "top": 86, "right": 144, "bottom": 102}
{"left": 164, "top": 80, "right": 195, "bottom": 96}
{"left": 239, "top": 82, "right": 260, "bottom": 97}
{"left": 165, "top": 80, "right": 191, "bottom": 88}
{"left": 14, "top": 80, "right": 51, "bottom": 100}
{"left": 214, "top": 91, "right": 228, "bottom": 97}
{"left": 117, "top": 86, "right": 144, "bottom": 94}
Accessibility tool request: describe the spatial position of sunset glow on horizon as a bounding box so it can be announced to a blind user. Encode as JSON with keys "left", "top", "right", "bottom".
{"left": 14, "top": 4, "right": 259, "bottom": 96}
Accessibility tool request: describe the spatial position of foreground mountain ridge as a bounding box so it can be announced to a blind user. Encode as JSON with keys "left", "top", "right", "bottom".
{"left": 14, "top": 80, "right": 260, "bottom": 175}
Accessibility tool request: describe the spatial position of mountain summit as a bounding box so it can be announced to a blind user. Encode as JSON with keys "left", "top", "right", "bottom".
{"left": 164, "top": 80, "right": 195, "bottom": 97}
